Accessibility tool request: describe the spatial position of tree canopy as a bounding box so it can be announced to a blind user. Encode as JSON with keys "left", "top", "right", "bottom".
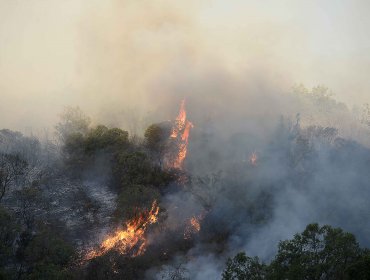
{"left": 222, "top": 224, "right": 370, "bottom": 280}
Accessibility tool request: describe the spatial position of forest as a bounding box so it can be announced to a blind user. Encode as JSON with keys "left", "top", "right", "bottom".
{"left": 2, "top": 0, "right": 370, "bottom": 279}
{"left": 1, "top": 87, "right": 370, "bottom": 280}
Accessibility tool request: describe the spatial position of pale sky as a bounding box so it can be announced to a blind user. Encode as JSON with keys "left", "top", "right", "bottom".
{"left": 0, "top": 0, "right": 369, "bottom": 131}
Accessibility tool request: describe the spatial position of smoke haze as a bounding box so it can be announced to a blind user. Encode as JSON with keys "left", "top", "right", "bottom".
{"left": 1, "top": 0, "right": 370, "bottom": 132}
{"left": 1, "top": 2, "right": 370, "bottom": 279}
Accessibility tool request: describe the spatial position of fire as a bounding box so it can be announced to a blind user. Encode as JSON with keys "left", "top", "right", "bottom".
{"left": 183, "top": 215, "right": 202, "bottom": 239}
{"left": 189, "top": 217, "right": 201, "bottom": 232}
{"left": 85, "top": 201, "right": 159, "bottom": 260}
{"left": 249, "top": 152, "right": 258, "bottom": 166}
{"left": 168, "top": 99, "right": 193, "bottom": 169}
{"left": 173, "top": 121, "right": 194, "bottom": 169}
{"left": 170, "top": 99, "right": 187, "bottom": 138}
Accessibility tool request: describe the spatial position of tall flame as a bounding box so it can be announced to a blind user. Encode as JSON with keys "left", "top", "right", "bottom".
{"left": 85, "top": 200, "right": 159, "bottom": 260}
{"left": 168, "top": 99, "right": 193, "bottom": 169}
{"left": 170, "top": 99, "right": 187, "bottom": 138}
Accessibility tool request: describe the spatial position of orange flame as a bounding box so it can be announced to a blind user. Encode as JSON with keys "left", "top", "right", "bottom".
{"left": 85, "top": 201, "right": 159, "bottom": 260}
{"left": 170, "top": 99, "right": 187, "bottom": 138}
{"left": 168, "top": 99, "right": 193, "bottom": 169}
{"left": 190, "top": 217, "right": 200, "bottom": 231}
{"left": 249, "top": 152, "right": 258, "bottom": 166}
{"left": 183, "top": 215, "right": 202, "bottom": 239}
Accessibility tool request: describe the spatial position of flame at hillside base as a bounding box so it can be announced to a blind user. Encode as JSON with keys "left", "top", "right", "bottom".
{"left": 167, "top": 99, "right": 194, "bottom": 170}
{"left": 85, "top": 201, "right": 159, "bottom": 261}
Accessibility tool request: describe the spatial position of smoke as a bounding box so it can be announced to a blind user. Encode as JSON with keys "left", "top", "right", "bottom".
{"left": 2, "top": 1, "right": 370, "bottom": 278}
{"left": 142, "top": 109, "right": 370, "bottom": 278}
{"left": 1, "top": 0, "right": 370, "bottom": 132}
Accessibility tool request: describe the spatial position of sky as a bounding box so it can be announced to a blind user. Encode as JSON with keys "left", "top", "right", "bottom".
{"left": 0, "top": 0, "right": 369, "bottom": 132}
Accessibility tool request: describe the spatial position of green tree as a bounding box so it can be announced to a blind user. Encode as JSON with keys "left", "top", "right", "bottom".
{"left": 113, "top": 151, "right": 175, "bottom": 189}
{"left": 21, "top": 229, "right": 75, "bottom": 280}
{"left": 62, "top": 132, "right": 86, "bottom": 171}
{"left": 85, "top": 251, "right": 155, "bottom": 280}
{"left": 344, "top": 250, "right": 370, "bottom": 280}
{"left": 84, "top": 254, "right": 119, "bottom": 280}
{"left": 0, "top": 153, "right": 28, "bottom": 202}
{"left": 0, "top": 206, "right": 19, "bottom": 279}
{"left": 223, "top": 224, "right": 368, "bottom": 280}
{"left": 84, "top": 126, "right": 129, "bottom": 154}
{"left": 0, "top": 129, "right": 41, "bottom": 166}
{"left": 15, "top": 185, "right": 45, "bottom": 230}
{"left": 269, "top": 223, "right": 361, "bottom": 280}
{"left": 222, "top": 252, "right": 266, "bottom": 280}
{"left": 160, "top": 263, "right": 189, "bottom": 280}
{"left": 56, "top": 106, "right": 91, "bottom": 143}
{"left": 62, "top": 125, "right": 129, "bottom": 177}
{"left": 115, "top": 184, "right": 160, "bottom": 221}
{"left": 144, "top": 123, "right": 169, "bottom": 167}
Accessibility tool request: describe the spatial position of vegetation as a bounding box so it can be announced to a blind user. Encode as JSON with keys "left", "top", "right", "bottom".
{"left": 222, "top": 224, "right": 370, "bottom": 280}
{"left": 0, "top": 97, "right": 370, "bottom": 279}
{"left": 222, "top": 253, "right": 266, "bottom": 280}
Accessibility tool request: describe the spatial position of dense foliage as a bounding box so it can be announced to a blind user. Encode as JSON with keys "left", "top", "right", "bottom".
{"left": 1, "top": 97, "right": 370, "bottom": 279}
{"left": 222, "top": 224, "right": 370, "bottom": 280}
